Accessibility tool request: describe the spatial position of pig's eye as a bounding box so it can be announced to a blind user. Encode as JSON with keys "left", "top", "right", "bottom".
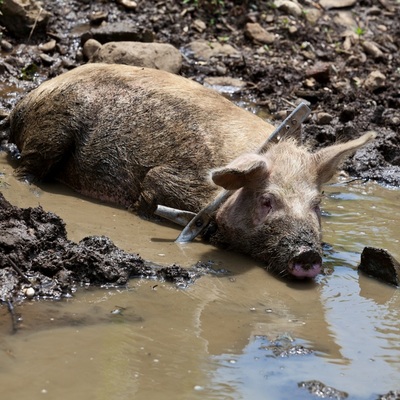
{"left": 260, "top": 195, "right": 274, "bottom": 212}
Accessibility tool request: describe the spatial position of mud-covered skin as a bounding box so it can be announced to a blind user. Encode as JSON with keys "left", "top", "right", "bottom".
{"left": 6, "top": 63, "right": 274, "bottom": 215}
{"left": 3, "top": 64, "right": 375, "bottom": 279}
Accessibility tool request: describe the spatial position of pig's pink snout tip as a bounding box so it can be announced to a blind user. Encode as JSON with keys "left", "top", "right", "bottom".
{"left": 289, "top": 250, "right": 322, "bottom": 279}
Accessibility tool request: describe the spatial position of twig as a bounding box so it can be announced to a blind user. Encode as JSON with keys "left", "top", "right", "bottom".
{"left": 8, "top": 257, "right": 31, "bottom": 285}
{"left": 28, "top": 6, "right": 43, "bottom": 42}
{"left": 3, "top": 299, "right": 19, "bottom": 334}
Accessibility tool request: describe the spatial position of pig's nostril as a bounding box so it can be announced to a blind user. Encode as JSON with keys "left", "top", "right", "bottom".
{"left": 289, "top": 250, "right": 322, "bottom": 278}
{"left": 291, "top": 250, "right": 322, "bottom": 269}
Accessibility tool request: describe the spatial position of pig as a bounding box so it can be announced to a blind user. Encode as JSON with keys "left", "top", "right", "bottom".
{"left": 1, "top": 63, "right": 375, "bottom": 279}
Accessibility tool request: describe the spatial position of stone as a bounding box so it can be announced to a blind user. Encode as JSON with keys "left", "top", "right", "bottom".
{"left": 320, "top": 0, "right": 357, "bottom": 9}
{"left": 116, "top": 0, "right": 137, "bottom": 9}
{"left": 39, "top": 53, "right": 54, "bottom": 65}
{"left": 306, "top": 62, "right": 330, "bottom": 84}
{"left": 333, "top": 11, "right": 358, "bottom": 29}
{"left": 89, "top": 11, "right": 108, "bottom": 25}
{"left": 274, "top": 0, "right": 303, "bottom": 17}
{"left": 362, "top": 40, "right": 384, "bottom": 59}
{"left": 364, "top": 70, "right": 386, "bottom": 91}
{"left": 0, "top": 0, "right": 52, "bottom": 38}
{"left": 90, "top": 41, "right": 182, "bottom": 74}
{"left": 192, "top": 19, "right": 206, "bottom": 33}
{"left": 81, "top": 22, "right": 154, "bottom": 45}
{"left": 244, "top": 23, "right": 275, "bottom": 44}
{"left": 203, "top": 77, "right": 247, "bottom": 93}
{"left": 82, "top": 38, "right": 102, "bottom": 60}
{"left": 38, "top": 39, "right": 57, "bottom": 53}
{"left": 1, "top": 39, "right": 13, "bottom": 52}
{"left": 303, "top": 8, "right": 323, "bottom": 25}
{"left": 359, "top": 247, "right": 400, "bottom": 286}
{"left": 315, "top": 112, "right": 333, "bottom": 125}
{"left": 186, "top": 39, "right": 241, "bottom": 60}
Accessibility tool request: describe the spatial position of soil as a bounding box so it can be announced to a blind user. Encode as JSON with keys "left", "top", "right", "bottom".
{"left": 0, "top": 0, "right": 399, "bottom": 301}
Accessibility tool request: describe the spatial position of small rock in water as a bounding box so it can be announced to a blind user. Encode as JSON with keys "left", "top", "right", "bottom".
{"left": 358, "top": 247, "right": 400, "bottom": 287}
{"left": 298, "top": 380, "right": 348, "bottom": 399}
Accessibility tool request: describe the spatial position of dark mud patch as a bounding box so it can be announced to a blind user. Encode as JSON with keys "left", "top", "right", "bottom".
{"left": 0, "top": 0, "right": 399, "bottom": 186}
{"left": 0, "top": 192, "right": 200, "bottom": 303}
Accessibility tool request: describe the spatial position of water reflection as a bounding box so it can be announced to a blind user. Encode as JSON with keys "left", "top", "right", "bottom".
{"left": 1, "top": 154, "right": 400, "bottom": 399}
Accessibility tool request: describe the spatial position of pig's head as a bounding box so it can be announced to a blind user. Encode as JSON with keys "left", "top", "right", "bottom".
{"left": 208, "top": 132, "right": 376, "bottom": 279}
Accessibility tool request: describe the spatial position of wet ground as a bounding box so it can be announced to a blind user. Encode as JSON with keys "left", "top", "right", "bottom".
{"left": 0, "top": 0, "right": 400, "bottom": 398}
{"left": 0, "top": 0, "right": 399, "bottom": 185}
{"left": 1, "top": 155, "right": 400, "bottom": 399}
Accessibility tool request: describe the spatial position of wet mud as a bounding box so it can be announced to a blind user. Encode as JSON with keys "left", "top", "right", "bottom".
{"left": 0, "top": 192, "right": 200, "bottom": 303}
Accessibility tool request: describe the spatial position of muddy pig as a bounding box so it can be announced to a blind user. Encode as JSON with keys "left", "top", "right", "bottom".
{"left": 2, "top": 63, "right": 375, "bottom": 278}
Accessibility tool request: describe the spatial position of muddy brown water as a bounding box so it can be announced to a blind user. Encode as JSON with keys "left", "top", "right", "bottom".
{"left": 0, "top": 152, "right": 399, "bottom": 400}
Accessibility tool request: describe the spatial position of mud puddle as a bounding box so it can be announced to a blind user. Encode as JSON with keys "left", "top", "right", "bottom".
{"left": 1, "top": 155, "right": 400, "bottom": 400}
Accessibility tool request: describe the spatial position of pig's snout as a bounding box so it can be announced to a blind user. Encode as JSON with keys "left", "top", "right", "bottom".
{"left": 288, "top": 248, "right": 322, "bottom": 279}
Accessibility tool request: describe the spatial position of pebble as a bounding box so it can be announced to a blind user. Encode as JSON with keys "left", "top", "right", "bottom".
{"left": 39, "top": 39, "right": 57, "bottom": 53}
{"left": 315, "top": 112, "right": 333, "bottom": 125}
{"left": 82, "top": 38, "right": 102, "bottom": 60}
{"left": 274, "top": 0, "right": 303, "bottom": 17}
{"left": 192, "top": 19, "right": 206, "bottom": 33}
{"left": 1, "top": 39, "right": 13, "bottom": 51}
{"left": 362, "top": 40, "right": 384, "bottom": 59}
{"left": 89, "top": 11, "right": 108, "bottom": 25}
{"left": 364, "top": 70, "right": 386, "bottom": 91}
{"left": 24, "top": 287, "right": 35, "bottom": 299}
{"left": 40, "top": 53, "right": 54, "bottom": 64}
{"left": 319, "top": 0, "right": 357, "bottom": 9}
{"left": 244, "top": 22, "right": 275, "bottom": 44}
{"left": 116, "top": 0, "right": 137, "bottom": 9}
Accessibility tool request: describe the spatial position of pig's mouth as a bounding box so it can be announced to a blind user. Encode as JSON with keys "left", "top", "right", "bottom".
{"left": 288, "top": 249, "right": 322, "bottom": 279}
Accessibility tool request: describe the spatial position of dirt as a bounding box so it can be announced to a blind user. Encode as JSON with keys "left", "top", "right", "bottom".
{"left": 0, "top": 0, "right": 399, "bottom": 301}
{"left": 0, "top": 192, "right": 205, "bottom": 305}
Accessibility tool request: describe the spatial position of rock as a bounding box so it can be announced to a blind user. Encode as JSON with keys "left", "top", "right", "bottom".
{"left": 89, "top": 11, "right": 108, "bottom": 25}
{"left": 299, "top": 380, "right": 348, "bottom": 399}
{"left": 116, "top": 0, "right": 137, "bottom": 9}
{"left": 1, "top": 39, "right": 13, "bottom": 52}
{"left": 38, "top": 39, "right": 57, "bottom": 53}
{"left": 192, "top": 19, "right": 206, "bottom": 33}
{"left": 0, "top": 0, "right": 52, "bottom": 38}
{"left": 305, "top": 62, "right": 330, "bottom": 84}
{"left": 362, "top": 40, "right": 384, "bottom": 59}
{"left": 203, "top": 77, "right": 247, "bottom": 94}
{"left": 90, "top": 41, "right": 182, "bottom": 74}
{"left": 364, "top": 70, "right": 386, "bottom": 91}
{"left": 274, "top": 0, "right": 303, "bottom": 17}
{"left": 81, "top": 22, "right": 154, "bottom": 45}
{"left": 359, "top": 247, "right": 400, "bottom": 287}
{"left": 320, "top": 0, "right": 357, "bottom": 9}
{"left": 315, "top": 112, "right": 333, "bottom": 125}
{"left": 244, "top": 23, "right": 275, "bottom": 44}
{"left": 334, "top": 11, "right": 358, "bottom": 29}
{"left": 39, "top": 53, "right": 54, "bottom": 65}
{"left": 303, "top": 8, "right": 323, "bottom": 25}
{"left": 186, "top": 39, "right": 241, "bottom": 60}
{"left": 378, "top": 390, "right": 400, "bottom": 400}
{"left": 82, "top": 38, "right": 102, "bottom": 60}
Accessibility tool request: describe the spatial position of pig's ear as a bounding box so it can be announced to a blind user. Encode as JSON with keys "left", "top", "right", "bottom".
{"left": 314, "top": 131, "right": 376, "bottom": 185}
{"left": 211, "top": 154, "right": 269, "bottom": 190}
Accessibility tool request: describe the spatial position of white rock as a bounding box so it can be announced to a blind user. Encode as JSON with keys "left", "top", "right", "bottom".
{"left": 274, "top": 0, "right": 303, "bottom": 17}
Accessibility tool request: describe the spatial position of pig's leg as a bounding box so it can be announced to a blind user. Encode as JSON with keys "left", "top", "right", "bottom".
{"left": 137, "top": 166, "right": 214, "bottom": 216}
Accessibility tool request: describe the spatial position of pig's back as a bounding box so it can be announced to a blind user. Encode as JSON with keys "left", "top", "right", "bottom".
{"left": 8, "top": 63, "right": 274, "bottom": 213}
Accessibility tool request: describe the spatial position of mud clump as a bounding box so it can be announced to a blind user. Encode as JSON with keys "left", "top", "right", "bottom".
{"left": 0, "top": 193, "right": 194, "bottom": 302}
